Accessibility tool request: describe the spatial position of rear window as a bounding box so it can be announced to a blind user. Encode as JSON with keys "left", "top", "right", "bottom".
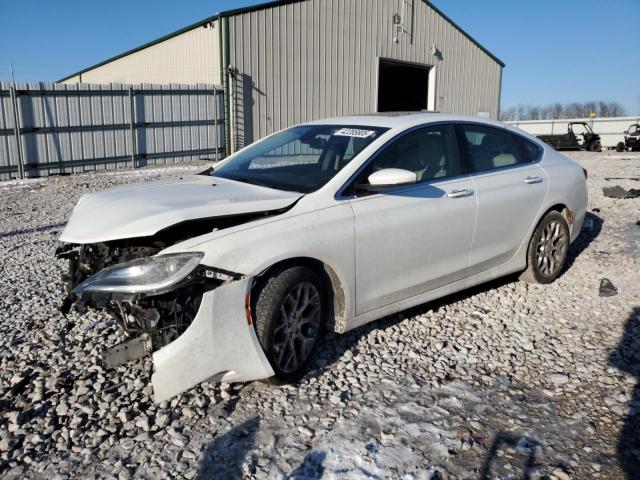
{"left": 459, "top": 124, "right": 543, "bottom": 173}
{"left": 460, "top": 124, "right": 520, "bottom": 172}
{"left": 512, "top": 134, "right": 543, "bottom": 163}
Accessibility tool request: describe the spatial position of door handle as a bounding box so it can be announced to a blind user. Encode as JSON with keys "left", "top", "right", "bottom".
{"left": 447, "top": 188, "right": 474, "bottom": 198}
{"left": 524, "top": 176, "right": 543, "bottom": 184}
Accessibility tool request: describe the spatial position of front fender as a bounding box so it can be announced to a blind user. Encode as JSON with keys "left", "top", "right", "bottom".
{"left": 151, "top": 277, "right": 274, "bottom": 403}
{"left": 161, "top": 203, "right": 357, "bottom": 321}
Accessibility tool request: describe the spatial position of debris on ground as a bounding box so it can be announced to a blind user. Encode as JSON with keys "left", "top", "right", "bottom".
{"left": 599, "top": 278, "right": 618, "bottom": 297}
{"left": 581, "top": 217, "right": 594, "bottom": 232}
{"left": 602, "top": 185, "right": 640, "bottom": 199}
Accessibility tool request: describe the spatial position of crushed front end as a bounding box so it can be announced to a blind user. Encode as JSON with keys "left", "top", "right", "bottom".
{"left": 56, "top": 240, "right": 274, "bottom": 402}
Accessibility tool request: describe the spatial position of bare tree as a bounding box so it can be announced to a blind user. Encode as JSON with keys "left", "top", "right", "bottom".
{"left": 584, "top": 101, "right": 597, "bottom": 117}
{"left": 501, "top": 101, "right": 626, "bottom": 120}
{"left": 499, "top": 107, "right": 517, "bottom": 121}
{"left": 598, "top": 101, "right": 611, "bottom": 117}
{"left": 550, "top": 103, "right": 564, "bottom": 119}
{"left": 608, "top": 102, "right": 626, "bottom": 117}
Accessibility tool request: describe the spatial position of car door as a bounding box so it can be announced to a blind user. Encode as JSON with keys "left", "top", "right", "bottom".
{"left": 346, "top": 124, "right": 477, "bottom": 315}
{"left": 457, "top": 124, "right": 548, "bottom": 274}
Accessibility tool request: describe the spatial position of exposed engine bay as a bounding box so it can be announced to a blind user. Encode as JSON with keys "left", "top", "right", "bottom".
{"left": 55, "top": 212, "right": 272, "bottom": 363}
{"left": 58, "top": 241, "right": 210, "bottom": 345}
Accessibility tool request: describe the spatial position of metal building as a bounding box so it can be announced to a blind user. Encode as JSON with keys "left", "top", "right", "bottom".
{"left": 60, "top": 0, "right": 504, "bottom": 153}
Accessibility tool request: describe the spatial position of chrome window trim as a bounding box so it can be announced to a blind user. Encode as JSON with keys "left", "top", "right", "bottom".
{"left": 336, "top": 120, "right": 544, "bottom": 200}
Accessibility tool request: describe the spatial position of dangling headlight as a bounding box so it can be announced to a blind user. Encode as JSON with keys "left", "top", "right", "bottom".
{"left": 74, "top": 252, "right": 204, "bottom": 296}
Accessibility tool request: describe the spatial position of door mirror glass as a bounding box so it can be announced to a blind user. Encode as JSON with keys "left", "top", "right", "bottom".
{"left": 366, "top": 168, "right": 417, "bottom": 188}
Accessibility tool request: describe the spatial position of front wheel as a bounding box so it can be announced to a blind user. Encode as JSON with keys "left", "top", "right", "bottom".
{"left": 589, "top": 142, "right": 602, "bottom": 152}
{"left": 520, "top": 211, "right": 570, "bottom": 284}
{"left": 616, "top": 142, "right": 625, "bottom": 152}
{"left": 253, "top": 266, "right": 326, "bottom": 383}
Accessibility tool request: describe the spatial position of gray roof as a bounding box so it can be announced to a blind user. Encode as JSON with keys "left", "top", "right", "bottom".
{"left": 59, "top": 0, "right": 504, "bottom": 82}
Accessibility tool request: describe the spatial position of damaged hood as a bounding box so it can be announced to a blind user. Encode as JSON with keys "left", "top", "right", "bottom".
{"left": 59, "top": 175, "right": 303, "bottom": 244}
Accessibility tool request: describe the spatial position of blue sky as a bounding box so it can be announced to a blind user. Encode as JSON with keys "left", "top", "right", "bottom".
{"left": 1, "top": 0, "right": 638, "bottom": 114}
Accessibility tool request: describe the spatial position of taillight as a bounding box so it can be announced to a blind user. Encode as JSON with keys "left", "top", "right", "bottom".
{"left": 583, "top": 168, "right": 588, "bottom": 180}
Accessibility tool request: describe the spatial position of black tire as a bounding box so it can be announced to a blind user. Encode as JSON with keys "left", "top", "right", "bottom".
{"left": 616, "top": 142, "right": 625, "bottom": 153}
{"left": 253, "top": 265, "right": 326, "bottom": 383}
{"left": 520, "top": 211, "right": 570, "bottom": 284}
{"left": 589, "top": 142, "right": 602, "bottom": 152}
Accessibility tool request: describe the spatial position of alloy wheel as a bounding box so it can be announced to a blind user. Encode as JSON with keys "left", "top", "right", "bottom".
{"left": 535, "top": 220, "right": 568, "bottom": 277}
{"left": 272, "top": 281, "right": 322, "bottom": 373}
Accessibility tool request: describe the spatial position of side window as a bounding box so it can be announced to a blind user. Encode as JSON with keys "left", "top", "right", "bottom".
{"left": 460, "top": 124, "right": 521, "bottom": 172}
{"left": 511, "top": 134, "right": 542, "bottom": 163}
{"left": 361, "top": 124, "right": 461, "bottom": 183}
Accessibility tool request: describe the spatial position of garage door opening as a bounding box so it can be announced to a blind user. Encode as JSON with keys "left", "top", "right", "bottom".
{"left": 377, "top": 59, "right": 430, "bottom": 112}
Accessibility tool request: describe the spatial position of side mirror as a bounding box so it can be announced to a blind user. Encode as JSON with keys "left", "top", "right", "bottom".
{"left": 363, "top": 168, "right": 418, "bottom": 191}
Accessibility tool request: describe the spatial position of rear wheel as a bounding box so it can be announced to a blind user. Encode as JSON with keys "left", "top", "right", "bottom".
{"left": 520, "top": 211, "right": 570, "bottom": 284}
{"left": 253, "top": 266, "right": 326, "bottom": 382}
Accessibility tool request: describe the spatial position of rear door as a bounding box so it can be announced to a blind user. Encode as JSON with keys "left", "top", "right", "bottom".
{"left": 457, "top": 124, "right": 548, "bottom": 274}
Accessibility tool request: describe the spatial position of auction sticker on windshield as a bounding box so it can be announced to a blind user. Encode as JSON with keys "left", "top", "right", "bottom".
{"left": 334, "top": 128, "right": 376, "bottom": 138}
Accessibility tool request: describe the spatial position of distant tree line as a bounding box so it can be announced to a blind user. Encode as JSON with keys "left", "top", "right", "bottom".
{"left": 500, "top": 101, "right": 626, "bottom": 121}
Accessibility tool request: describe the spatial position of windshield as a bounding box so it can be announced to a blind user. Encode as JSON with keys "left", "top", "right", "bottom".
{"left": 211, "top": 124, "right": 388, "bottom": 193}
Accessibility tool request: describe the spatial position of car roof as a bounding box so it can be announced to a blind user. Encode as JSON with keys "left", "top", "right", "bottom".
{"left": 303, "top": 112, "right": 507, "bottom": 130}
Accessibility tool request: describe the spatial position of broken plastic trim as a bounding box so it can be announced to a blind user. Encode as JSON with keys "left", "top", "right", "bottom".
{"left": 104, "top": 334, "right": 153, "bottom": 369}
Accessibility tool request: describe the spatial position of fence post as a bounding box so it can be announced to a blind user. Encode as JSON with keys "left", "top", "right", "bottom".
{"left": 212, "top": 88, "right": 220, "bottom": 161}
{"left": 9, "top": 86, "right": 25, "bottom": 179}
{"left": 128, "top": 86, "right": 137, "bottom": 168}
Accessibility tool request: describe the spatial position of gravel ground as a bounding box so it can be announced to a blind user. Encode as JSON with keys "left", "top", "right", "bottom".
{"left": 0, "top": 152, "right": 639, "bottom": 479}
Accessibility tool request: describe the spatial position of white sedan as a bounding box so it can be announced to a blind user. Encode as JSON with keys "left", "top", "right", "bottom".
{"left": 57, "top": 113, "right": 588, "bottom": 402}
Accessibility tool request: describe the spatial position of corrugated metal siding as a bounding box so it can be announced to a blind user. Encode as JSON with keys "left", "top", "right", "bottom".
{"left": 61, "top": 22, "right": 221, "bottom": 85}
{"left": 0, "top": 82, "right": 224, "bottom": 180}
{"left": 228, "top": 0, "right": 502, "bottom": 148}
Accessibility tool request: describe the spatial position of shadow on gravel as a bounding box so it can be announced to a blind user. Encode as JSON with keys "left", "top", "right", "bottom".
{"left": 479, "top": 433, "right": 542, "bottom": 479}
{"left": 0, "top": 222, "right": 66, "bottom": 239}
{"left": 563, "top": 211, "right": 603, "bottom": 273}
{"left": 286, "top": 451, "right": 326, "bottom": 479}
{"left": 609, "top": 306, "right": 640, "bottom": 479}
{"left": 196, "top": 416, "right": 260, "bottom": 479}
{"left": 196, "top": 416, "right": 327, "bottom": 479}
{"left": 310, "top": 273, "right": 518, "bottom": 379}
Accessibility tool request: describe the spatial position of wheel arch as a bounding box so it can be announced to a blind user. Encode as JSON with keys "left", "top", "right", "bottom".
{"left": 255, "top": 256, "right": 348, "bottom": 333}
{"left": 540, "top": 203, "right": 573, "bottom": 229}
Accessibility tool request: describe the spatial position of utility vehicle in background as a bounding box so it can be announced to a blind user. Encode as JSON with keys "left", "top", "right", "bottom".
{"left": 538, "top": 122, "right": 602, "bottom": 152}
{"left": 616, "top": 124, "right": 640, "bottom": 152}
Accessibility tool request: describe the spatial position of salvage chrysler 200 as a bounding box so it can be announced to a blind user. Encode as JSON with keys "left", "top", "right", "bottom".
{"left": 57, "top": 114, "right": 588, "bottom": 402}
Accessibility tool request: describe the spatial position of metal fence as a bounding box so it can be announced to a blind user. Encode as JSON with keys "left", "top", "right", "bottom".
{"left": 0, "top": 82, "right": 225, "bottom": 180}
{"left": 507, "top": 116, "right": 640, "bottom": 148}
